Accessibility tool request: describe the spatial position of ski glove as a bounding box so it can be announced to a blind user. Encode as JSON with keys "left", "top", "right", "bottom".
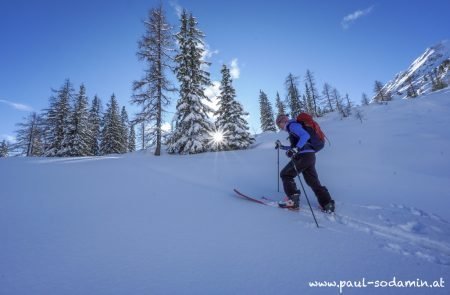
{"left": 275, "top": 140, "right": 290, "bottom": 150}
{"left": 286, "top": 148, "right": 298, "bottom": 158}
{"left": 275, "top": 140, "right": 282, "bottom": 149}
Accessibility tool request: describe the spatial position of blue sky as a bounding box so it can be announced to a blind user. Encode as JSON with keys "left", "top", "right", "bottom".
{"left": 1, "top": 0, "right": 449, "bottom": 141}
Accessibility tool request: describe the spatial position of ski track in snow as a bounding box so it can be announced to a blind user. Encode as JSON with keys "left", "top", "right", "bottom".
{"left": 248, "top": 194, "right": 450, "bottom": 266}
{"left": 321, "top": 203, "right": 450, "bottom": 266}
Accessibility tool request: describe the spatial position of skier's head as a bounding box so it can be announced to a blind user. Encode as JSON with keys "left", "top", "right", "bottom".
{"left": 276, "top": 114, "right": 289, "bottom": 130}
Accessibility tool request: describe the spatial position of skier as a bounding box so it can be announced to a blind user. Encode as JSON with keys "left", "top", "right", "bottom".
{"left": 275, "top": 114, "right": 335, "bottom": 212}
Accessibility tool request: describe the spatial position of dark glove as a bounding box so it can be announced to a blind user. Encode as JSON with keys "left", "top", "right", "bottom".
{"left": 286, "top": 148, "right": 298, "bottom": 158}
{"left": 275, "top": 140, "right": 282, "bottom": 150}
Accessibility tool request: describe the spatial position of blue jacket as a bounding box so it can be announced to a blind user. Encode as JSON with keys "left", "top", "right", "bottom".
{"left": 282, "top": 119, "right": 315, "bottom": 153}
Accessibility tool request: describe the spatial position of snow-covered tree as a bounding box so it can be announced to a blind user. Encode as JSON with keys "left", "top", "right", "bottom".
{"left": 305, "top": 69, "right": 319, "bottom": 116}
{"left": 431, "top": 68, "right": 448, "bottom": 91}
{"left": 88, "top": 95, "right": 102, "bottom": 156}
{"left": 322, "top": 83, "right": 335, "bottom": 113}
{"left": 259, "top": 90, "right": 277, "bottom": 132}
{"left": 132, "top": 4, "right": 175, "bottom": 156}
{"left": 361, "top": 92, "right": 370, "bottom": 105}
{"left": 15, "top": 112, "right": 44, "bottom": 156}
{"left": 304, "top": 82, "right": 315, "bottom": 115}
{"left": 120, "top": 106, "right": 130, "bottom": 153}
{"left": 0, "top": 140, "right": 9, "bottom": 157}
{"left": 100, "top": 94, "right": 124, "bottom": 155}
{"left": 285, "top": 73, "right": 303, "bottom": 117}
{"left": 67, "top": 84, "right": 91, "bottom": 156}
{"left": 43, "top": 79, "right": 74, "bottom": 156}
{"left": 214, "top": 65, "right": 254, "bottom": 150}
{"left": 128, "top": 124, "right": 136, "bottom": 152}
{"left": 373, "top": 80, "right": 392, "bottom": 102}
{"left": 167, "top": 10, "right": 213, "bottom": 154}
{"left": 332, "top": 88, "right": 347, "bottom": 119}
{"left": 275, "top": 92, "right": 286, "bottom": 117}
{"left": 344, "top": 93, "right": 352, "bottom": 116}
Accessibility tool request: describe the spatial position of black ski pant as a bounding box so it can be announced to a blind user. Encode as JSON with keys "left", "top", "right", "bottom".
{"left": 280, "top": 152, "right": 332, "bottom": 207}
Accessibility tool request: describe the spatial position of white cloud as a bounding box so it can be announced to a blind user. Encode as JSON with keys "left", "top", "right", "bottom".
{"left": 169, "top": 1, "right": 183, "bottom": 18}
{"left": 230, "top": 58, "right": 240, "bottom": 79}
{"left": 0, "top": 99, "right": 33, "bottom": 112}
{"left": 199, "top": 42, "right": 219, "bottom": 61}
{"left": 341, "top": 6, "right": 374, "bottom": 29}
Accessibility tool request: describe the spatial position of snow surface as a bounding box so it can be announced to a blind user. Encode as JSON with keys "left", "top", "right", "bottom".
{"left": 1, "top": 89, "right": 450, "bottom": 294}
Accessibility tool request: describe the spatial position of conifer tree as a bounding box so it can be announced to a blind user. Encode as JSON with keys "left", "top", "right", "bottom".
{"left": 128, "top": 124, "right": 136, "bottom": 152}
{"left": 322, "top": 83, "right": 335, "bottom": 113}
{"left": 344, "top": 93, "right": 352, "bottom": 116}
{"left": 214, "top": 65, "right": 254, "bottom": 150}
{"left": 88, "top": 95, "right": 102, "bottom": 156}
{"left": 305, "top": 69, "right": 319, "bottom": 116}
{"left": 43, "top": 79, "right": 74, "bottom": 156}
{"left": 167, "top": 10, "right": 213, "bottom": 154}
{"left": 0, "top": 140, "right": 9, "bottom": 157}
{"left": 431, "top": 69, "right": 448, "bottom": 91}
{"left": 120, "top": 106, "right": 130, "bottom": 153}
{"left": 285, "top": 73, "right": 303, "bottom": 117}
{"left": 275, "top": 92, "right": 286, "bottom": 118}
{"left": 332, "top": 88, "right": 347, "bottom": 118}
{"left": 373, "top": 80, "right": 392, "bottom": 102}
{"left": 132, "top": 4, "right": 175, "bottom": 156}
{"left": 259, "top": 90, "right": 277, "bottom": 132}
{"left": 15, "top": 112, "right": 44, "bottom": 156}
{"left": 406, "top": 76, "right": 418, "bottom": 98}
{"left": 361, "top": 93, "right": 370, "bottom": 105}
{"left": 67, "top": 84, "right": 91, "bottom": 156}
{"left": 100, "top": 94, "right": 124, "bottom": 155}
{"left": 304, "top": 82, "right": 315, "bottom": 115}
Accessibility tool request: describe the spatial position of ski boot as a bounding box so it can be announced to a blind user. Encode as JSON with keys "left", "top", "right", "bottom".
{"left": 278, "top": 194, "right": 300, "bottom": 210}
{"left": 321, "top": 200, "right": 335, "bottom": 214}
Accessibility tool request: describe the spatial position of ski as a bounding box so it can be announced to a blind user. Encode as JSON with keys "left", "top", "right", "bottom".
{"left": 233, "top": 189, "right": 298, "bottom": 211}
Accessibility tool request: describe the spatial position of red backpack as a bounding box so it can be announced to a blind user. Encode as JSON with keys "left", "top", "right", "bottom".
{"left": 296, "top": 113, "right": 326, "bottom": 141}
{"left": 295, "top": 113, "right": 326, "bottom": 151}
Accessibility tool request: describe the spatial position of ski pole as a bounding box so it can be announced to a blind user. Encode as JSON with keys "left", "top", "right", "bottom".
{"left": 291, "top": 159, "right": 319, "bottom": 228}
{"left": 277, "top": 147, "right": 280, "bottom": 192}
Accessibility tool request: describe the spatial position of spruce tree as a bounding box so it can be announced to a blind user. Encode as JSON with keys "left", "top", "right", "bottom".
{"left": 214, "top": 65, "right": 254, "bottom": 150}
{"left": 275, "top": 92, "right": 286, "bottom": 118}
{"left": 167, "top": 10, "right": 213, "bottom": 154}
{"left": 304, "top": 82, "right": 314, "bottom": 115}
{"left": 128, "top": 124, "right": 136, "bottom": 152}
{"left": 0, "top": 140, "right": 9, "bottom": 157}
{"left": 43, "top": 79, "right": 74, "bottom": 156}
{"left": 285, "top": 73, "right": 303, "bottom": 117}
{"left": 88, "top": 95, "right": 102, "bottom": 156}
{"left": 322, "top": 83, "right": 335, "bottom": 112}
{"left": 120, "top": 106, "right": 130, "bottom": 153}
{"left": 132, "top": 4, "right": 175, "bottom": 156}
{"left": 67, "top": 84, "right": 91, "bottom": 156}
{"left": 259, "top": 90, "right": 277, "bottom": 132}
{"left": 305, "top": 69, "right": 319, "bottom": 116}
{"left": 15, "top": 112, "right": 44, "bottom": 156}
{"left": 100, "top": 94, "right": 124, "bottom": 155}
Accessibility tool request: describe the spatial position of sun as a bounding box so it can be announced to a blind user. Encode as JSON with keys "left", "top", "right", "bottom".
{"left": 212, "top": 131, "right": 224, "bottom": 143}
{"left": 208, "top": 127, "right": 228, "bottom": 150}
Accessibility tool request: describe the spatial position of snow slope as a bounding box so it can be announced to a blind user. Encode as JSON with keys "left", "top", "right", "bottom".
{"left": 383, "top": 40, "right": 450, "bottom": 98}
{"left": 1, "top": 89, "right": 450, "bottom": 294}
